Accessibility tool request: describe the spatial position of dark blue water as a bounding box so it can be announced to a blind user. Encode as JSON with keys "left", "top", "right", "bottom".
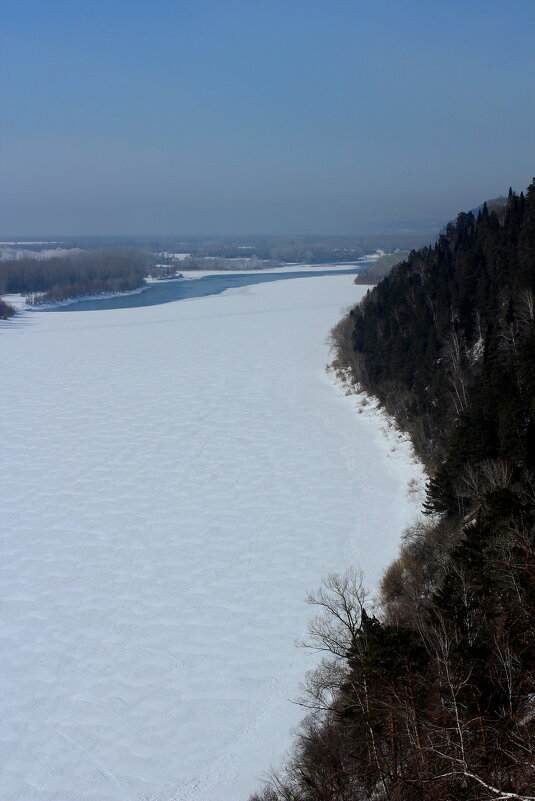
{"left": 43, "top": 266, "right": 367, "bottom": 313}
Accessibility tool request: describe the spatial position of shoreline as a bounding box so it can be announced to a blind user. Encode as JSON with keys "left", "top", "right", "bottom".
{"left": 2, "top": 261, "right": 372, "bottom": 314}
{"left": 4, "top": 284, "right": 150, "bottom": 312}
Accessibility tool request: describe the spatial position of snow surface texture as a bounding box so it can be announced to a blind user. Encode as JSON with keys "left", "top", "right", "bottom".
{"left": 0, "top": 275, "right": 425, "bottom": 801}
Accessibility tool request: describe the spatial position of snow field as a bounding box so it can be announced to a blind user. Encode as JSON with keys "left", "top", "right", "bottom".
{"left": 0, "top": 276, "right": 424, "bottom": 801}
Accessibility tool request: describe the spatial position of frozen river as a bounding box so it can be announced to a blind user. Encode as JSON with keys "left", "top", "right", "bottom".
{"left": 0, "top": 272, "right": 423, "bottom": 801}
{"left": 43, "top": 265, "right": 364, "bottom": 312}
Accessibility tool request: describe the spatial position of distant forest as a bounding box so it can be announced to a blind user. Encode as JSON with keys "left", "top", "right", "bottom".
{"left": 354, "top": 251, "right": 409, "bottom": 285}
{"left": 0, "top": 250, "right": 150, "bottom": 305}
{"left": 18, "top": 231, "right": 438, "bottom": 264}
{"left": 251, "top": 180, "right": 535, "bottom": 800}
{"left": 174, "top": 234, "right": 436, "bottom": 265}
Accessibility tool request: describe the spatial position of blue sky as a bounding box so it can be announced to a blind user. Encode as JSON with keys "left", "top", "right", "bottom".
{"left": 1, "top": 0, "right": 534, "bottom": 234}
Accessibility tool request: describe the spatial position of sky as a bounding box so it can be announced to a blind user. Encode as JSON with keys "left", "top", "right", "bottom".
{"left": 1, "top": 0, "right": 534, "bottom": 236}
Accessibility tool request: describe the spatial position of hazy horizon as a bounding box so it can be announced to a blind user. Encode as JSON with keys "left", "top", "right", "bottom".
{"left": 1, "top": 0, "right": 534, "bottom": 236}
{"left": 0, "top": 219, "right": 444, "bottom": 240}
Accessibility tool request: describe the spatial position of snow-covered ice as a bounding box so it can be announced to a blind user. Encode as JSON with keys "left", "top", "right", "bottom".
{"left": 0, "top": 275, "right": 424, "bottom": 801}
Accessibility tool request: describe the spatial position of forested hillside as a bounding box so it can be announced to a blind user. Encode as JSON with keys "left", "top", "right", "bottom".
{"left": 251, "top": 180, "right": 535, "bottom": 801}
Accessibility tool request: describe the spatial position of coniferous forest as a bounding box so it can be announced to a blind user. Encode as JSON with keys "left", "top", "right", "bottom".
{"left": 251, "top": 180, "right": 535, "bottom": 801}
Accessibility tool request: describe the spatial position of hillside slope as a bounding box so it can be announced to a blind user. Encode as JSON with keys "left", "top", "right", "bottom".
{"left": 251, "top": 180, "right": 535, "bottom": 801}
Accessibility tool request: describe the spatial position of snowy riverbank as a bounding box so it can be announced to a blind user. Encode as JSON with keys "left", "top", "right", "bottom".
{"left": 0, "top": 274, "right": 424, "bottom": 801}
{"left": 2, "top": 285, "right": 150, "bottom": 312}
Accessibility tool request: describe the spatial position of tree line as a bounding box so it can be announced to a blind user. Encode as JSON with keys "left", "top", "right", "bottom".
{"left": 0, "top": 249, "right": 151, "bottom": 306}
{"left": 250, "top": 179, "right": 535, "bottom": 800}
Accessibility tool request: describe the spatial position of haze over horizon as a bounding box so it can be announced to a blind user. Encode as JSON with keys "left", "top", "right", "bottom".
{"left": 1, "top": 0, "right": 534, "bottom": 236}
